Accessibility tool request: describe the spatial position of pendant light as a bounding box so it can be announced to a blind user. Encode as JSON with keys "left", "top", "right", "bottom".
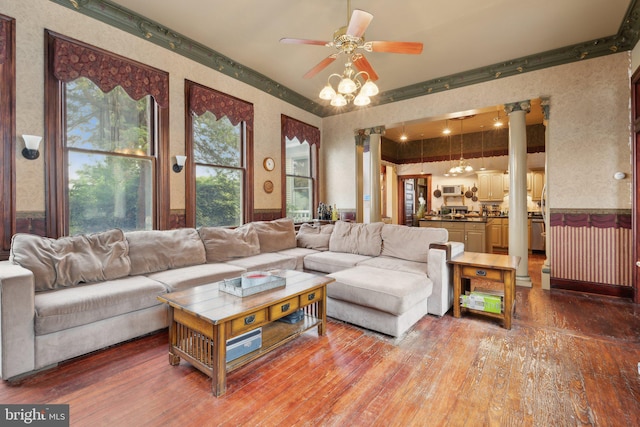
{"left": 448, "top": 117, "right": 473, "bottom": 175}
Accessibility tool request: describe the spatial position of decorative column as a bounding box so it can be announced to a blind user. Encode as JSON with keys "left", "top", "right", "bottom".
{"left": 505, "top": 101, "right": 532, "bottom": 287}
{"left": 540, "top": 97, "right": 551, "bottom": 290}
{"left": 355, "top": 126, "right": 384, "bottom": 223}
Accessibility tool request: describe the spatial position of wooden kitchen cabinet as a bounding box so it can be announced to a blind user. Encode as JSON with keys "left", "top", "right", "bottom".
{"left": 477, "top": 171, "right": 506, "bottom": 202}
{"left": 530, "top": 169, "right": 545, "bottom": 201}
{"left": 464, "top": 222, "right": 487, "bottom": 253}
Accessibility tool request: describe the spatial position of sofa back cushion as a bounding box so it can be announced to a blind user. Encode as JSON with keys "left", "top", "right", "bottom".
{"left": 296, "top": 223, "right": 334, "bottom": 251}
{"left": 126, "top": 228, "right": 206, "bottom": 275}
{"left": 329, "top": 221, "right": 384, "bottom": 256}
{"left": 252, "top": 218, "right": 296, "bottom": 253}
{"left": 10, "top": 228, "right": 131, "bottom": 291}
{"left": 381, "top": 224, "right": 448, "bottom": 263}
{"left": 198, "top": 224, "right": 260, "bottom": 262}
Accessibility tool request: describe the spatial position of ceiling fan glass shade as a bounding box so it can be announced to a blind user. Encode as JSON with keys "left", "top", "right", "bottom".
{"left": 319, "top": 84, "right": 337, "bottom": 100}
{"left": 338, "top": 77, "right": 357, "bottom": 94}
{"left": 331, "top": 93, "right": 347, "bottom": 107}
{"left": 353, "top": 92, "right": 370, "bottom": 106}
{"left": 360, "top": 79, "right": 379, "bottom": 96}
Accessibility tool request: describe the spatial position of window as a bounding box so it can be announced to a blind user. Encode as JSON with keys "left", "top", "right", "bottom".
{"left": 65, "top": 78, "right": 154, "bottom": 234}
{"left": 0, "top": 15, "right": 15, "bottom": 258}
{"left": 285, "top": 138, "right": 314, "bottom": 222}
{"left": 185, "top": 81, "right": 254, "bottom": 227}
{"left": 281, "top": 116, "right": 320, "bottom": 222}
{"left": 46, "top": 31, "right": 169, "bottom": 237}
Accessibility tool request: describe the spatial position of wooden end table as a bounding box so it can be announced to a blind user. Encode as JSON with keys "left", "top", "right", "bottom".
{"left": 449, "top": 252, "right": 520, "bottom": 329}
{"left": 157, "top": 270, "right": 334, "bottom": 396}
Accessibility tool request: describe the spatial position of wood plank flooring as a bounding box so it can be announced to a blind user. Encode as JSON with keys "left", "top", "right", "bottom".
{"left": 1, "top": 255, "right": 639, "bottom": 426}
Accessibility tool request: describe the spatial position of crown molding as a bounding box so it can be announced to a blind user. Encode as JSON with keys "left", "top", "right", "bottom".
{"left": 51, "top": 0, "right": 640, "bottom": 118}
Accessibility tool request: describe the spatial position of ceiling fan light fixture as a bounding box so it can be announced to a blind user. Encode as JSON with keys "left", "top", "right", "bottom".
{"left": 331, "top": 93, "right": 348, "bottom": 107}
{"left": 360, "top": 79, "right": 379, "bottom": 96}
{"left": 338, "top": 76, "right": 357, "bottom": 94}
{"left": 319, "top": 84, "right": 336, "bottom": 100}
{"left": 353, "top": 92, "right": 371, "bottom": 106}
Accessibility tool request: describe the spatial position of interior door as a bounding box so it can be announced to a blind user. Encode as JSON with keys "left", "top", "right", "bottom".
{"left": 403, "top": 179, "right": 414, "bottom": 226}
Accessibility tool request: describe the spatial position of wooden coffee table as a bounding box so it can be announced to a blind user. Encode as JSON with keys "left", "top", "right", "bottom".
{"left": 157, "top": 270, "right": 333, "bottom": 396}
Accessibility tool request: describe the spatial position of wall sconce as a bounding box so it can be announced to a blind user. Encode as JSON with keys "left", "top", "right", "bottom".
{"left": 173, "top": 155, "right": 187, "bottom": 173}
{"left": 22, "top": 135, "right": 42, "bottom": 160}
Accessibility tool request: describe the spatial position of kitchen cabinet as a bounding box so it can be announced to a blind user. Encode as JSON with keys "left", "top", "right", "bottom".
{"left": 420, "top": 220, "right": 488, "bottom": 252}
{"left": 477, "top": 171, "right": 506, "bottom": 202}
{"left": 530, "top": 170, "right": 545, "bottom": 201}
{"left": 489, "top": 217, "right": 532, "bottom": 252}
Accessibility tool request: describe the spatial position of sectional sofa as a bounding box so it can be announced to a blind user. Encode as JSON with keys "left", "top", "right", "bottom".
{"left": 0, "top": 218, "right": 462, "bottom": 380}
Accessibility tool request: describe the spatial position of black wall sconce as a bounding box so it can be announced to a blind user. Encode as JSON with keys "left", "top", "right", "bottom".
{"left": 22, "top": 135, "right": 42, "bottom": 160}
{"left": 173, "top": 155, "right": 187, "bottom": 173}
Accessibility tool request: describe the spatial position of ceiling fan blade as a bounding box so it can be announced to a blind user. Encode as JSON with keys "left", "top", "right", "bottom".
{"left": 368, "top": 41, "right": 424, "bottom": 54}
{"left": 303, "top": 55, "right": 338, "bottom": 79}
{"left": 353, "top": 55, "right": 379, "bottom": 81}
{"left": 346, "top": 9, "right": 373, "bottom": 38}
{"left": 280, "top": 38, "right": 330, "bottom": 46}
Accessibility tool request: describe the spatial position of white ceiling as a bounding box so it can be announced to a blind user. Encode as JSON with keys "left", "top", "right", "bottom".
{"left": 111, "top": 0, "right": 631, "bottom": 141}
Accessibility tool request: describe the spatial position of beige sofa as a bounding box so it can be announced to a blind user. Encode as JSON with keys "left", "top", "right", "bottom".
{"left": 0, "top": 218, "right": 461, "bottom": 380}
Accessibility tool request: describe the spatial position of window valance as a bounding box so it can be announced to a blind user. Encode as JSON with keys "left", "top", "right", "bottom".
{"left": 189, "top": 84, "right": 254, "bottom": 131}
{"left": 282, "top": 115, "right": 320, "bottom": 148}
{"left": 49, "top": 31, "right": 169, "bottom": 108}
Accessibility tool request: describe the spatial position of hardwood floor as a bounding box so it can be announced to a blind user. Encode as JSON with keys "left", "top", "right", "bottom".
{"left": 2, "top": 254, "right": 639, "bottom": 426}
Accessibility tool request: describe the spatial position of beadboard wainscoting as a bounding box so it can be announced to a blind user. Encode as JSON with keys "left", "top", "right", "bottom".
{"left": 550, "top": 211, "right": 633, "bottom": 298}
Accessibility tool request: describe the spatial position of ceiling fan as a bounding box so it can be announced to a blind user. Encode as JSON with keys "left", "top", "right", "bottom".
{"left": 280, "top": 1, "right": 423, "bottom": 81}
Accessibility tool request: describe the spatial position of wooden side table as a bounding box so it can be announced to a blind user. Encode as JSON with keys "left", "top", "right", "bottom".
{"left": 449, "top": 252, "right": 520, "bottom": 329}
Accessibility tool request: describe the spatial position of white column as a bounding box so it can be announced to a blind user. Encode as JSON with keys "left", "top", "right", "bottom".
{"left": 505, "top": 100, "right": 532, "bottom": 287}
{"left": 355, "top": 127, "right": 384, "bottom": 223}
{"left": 540, "top": 97, "right": 551, "bottom": 290}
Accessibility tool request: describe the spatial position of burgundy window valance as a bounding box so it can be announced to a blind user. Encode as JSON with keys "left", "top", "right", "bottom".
{"left": 189, "top": 84, "right": 254, "bottom": 131}
{"left": 49, "top": 32, "right": 169, "bottom": 108}
{"left": 282, "top": 115, "right": 320, "bottom": 148}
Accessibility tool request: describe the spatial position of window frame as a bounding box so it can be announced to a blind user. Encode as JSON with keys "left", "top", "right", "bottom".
{"left": 0, "top": 15, "right": 15, "bottom": 258}
{"left": 281, "top": 115, "right": 320, "bottom": 221}
{"left": 184, "top": 80, "right": 254, "bottom": 227}
{"left": 45, "top": 31, "right": 170, "bottom": 237}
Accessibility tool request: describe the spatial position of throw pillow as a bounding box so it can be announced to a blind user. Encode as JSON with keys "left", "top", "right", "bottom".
{"left": 252, "top": 218, "right": 296, "bottom": 253}
{"left": 10, "top": 228, "right": 131, "bottom": 291}
{"left": 198, "top": 224, "right": 260, "bottom": 262}
{"left": 296, "top": 223, "right": 334, "bottom": 251}
{"left": 126, "top": 228, "right": 206, "bottom": 275}
{"left": 329, "top": 221, "right": 384, "bottom": 256}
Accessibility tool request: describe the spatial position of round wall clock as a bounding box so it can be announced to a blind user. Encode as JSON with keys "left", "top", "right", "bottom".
{"left": 263, "top": 180, "right": 274, "bottom": 193}
{"left": 263, "top": 157, "right": 275, "bottom": 171}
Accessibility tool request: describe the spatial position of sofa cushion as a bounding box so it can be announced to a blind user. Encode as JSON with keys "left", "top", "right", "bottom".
{"left": 296, "top": 223, "right": 334, "bottom": 251}
{"left": 146, "top": 263, "right": 246, "bottom": 293}
{"left": 198, "top": 224, "right": 260, "bottom": 263}
{"left": 357, "top": 256, "right": 428, "bottom": 275}
{"left": 303, "top": 251, "right": 372, "bottom": 274}
{"left": 381, "top": 224, "right": 448, "bottom": 263}
{"left": 126, "top": 228, "right": 206, "bottom": 275}
{"left": 277, "top": 247, "right": 320, "bottom": 271}
{"left": 327, "top": 266, "right": 432, "bottom": 316}
{"left": 225, "top": 252, "right": 298, "bottom": 272}
{"left": 10, "top": 229, "right": 131, "bottom": 292}
{"left": 34, "top": 275, "right": 166, "bottom": 335}
{"left": 329, "top": 221, "right": 384, "bottom": 256}
{"left": 252, "top": 218, "right": 297, "bottom": 253}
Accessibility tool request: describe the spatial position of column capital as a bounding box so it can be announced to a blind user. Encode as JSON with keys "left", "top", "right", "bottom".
{"left": 540, "top": 97, "right": 551, "bottom": 122}
{"left": 354, "top": 126, "right": 385, "bottom": 146}
{"left": 504, "top": 100, "right": 531, "bottom": 114}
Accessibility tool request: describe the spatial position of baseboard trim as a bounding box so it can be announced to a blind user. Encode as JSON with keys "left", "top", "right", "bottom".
{"left": 551, "top": 278, "right": 634, "bottom": 299}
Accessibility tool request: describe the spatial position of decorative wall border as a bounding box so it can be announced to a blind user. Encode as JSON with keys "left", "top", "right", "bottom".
{"left": 49, "top": 0, "right": 640, "bottom": 118}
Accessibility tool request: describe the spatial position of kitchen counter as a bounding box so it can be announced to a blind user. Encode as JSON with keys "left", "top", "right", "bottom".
{"left": 420, "top": 216, "right": 489, "bottom": 223}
